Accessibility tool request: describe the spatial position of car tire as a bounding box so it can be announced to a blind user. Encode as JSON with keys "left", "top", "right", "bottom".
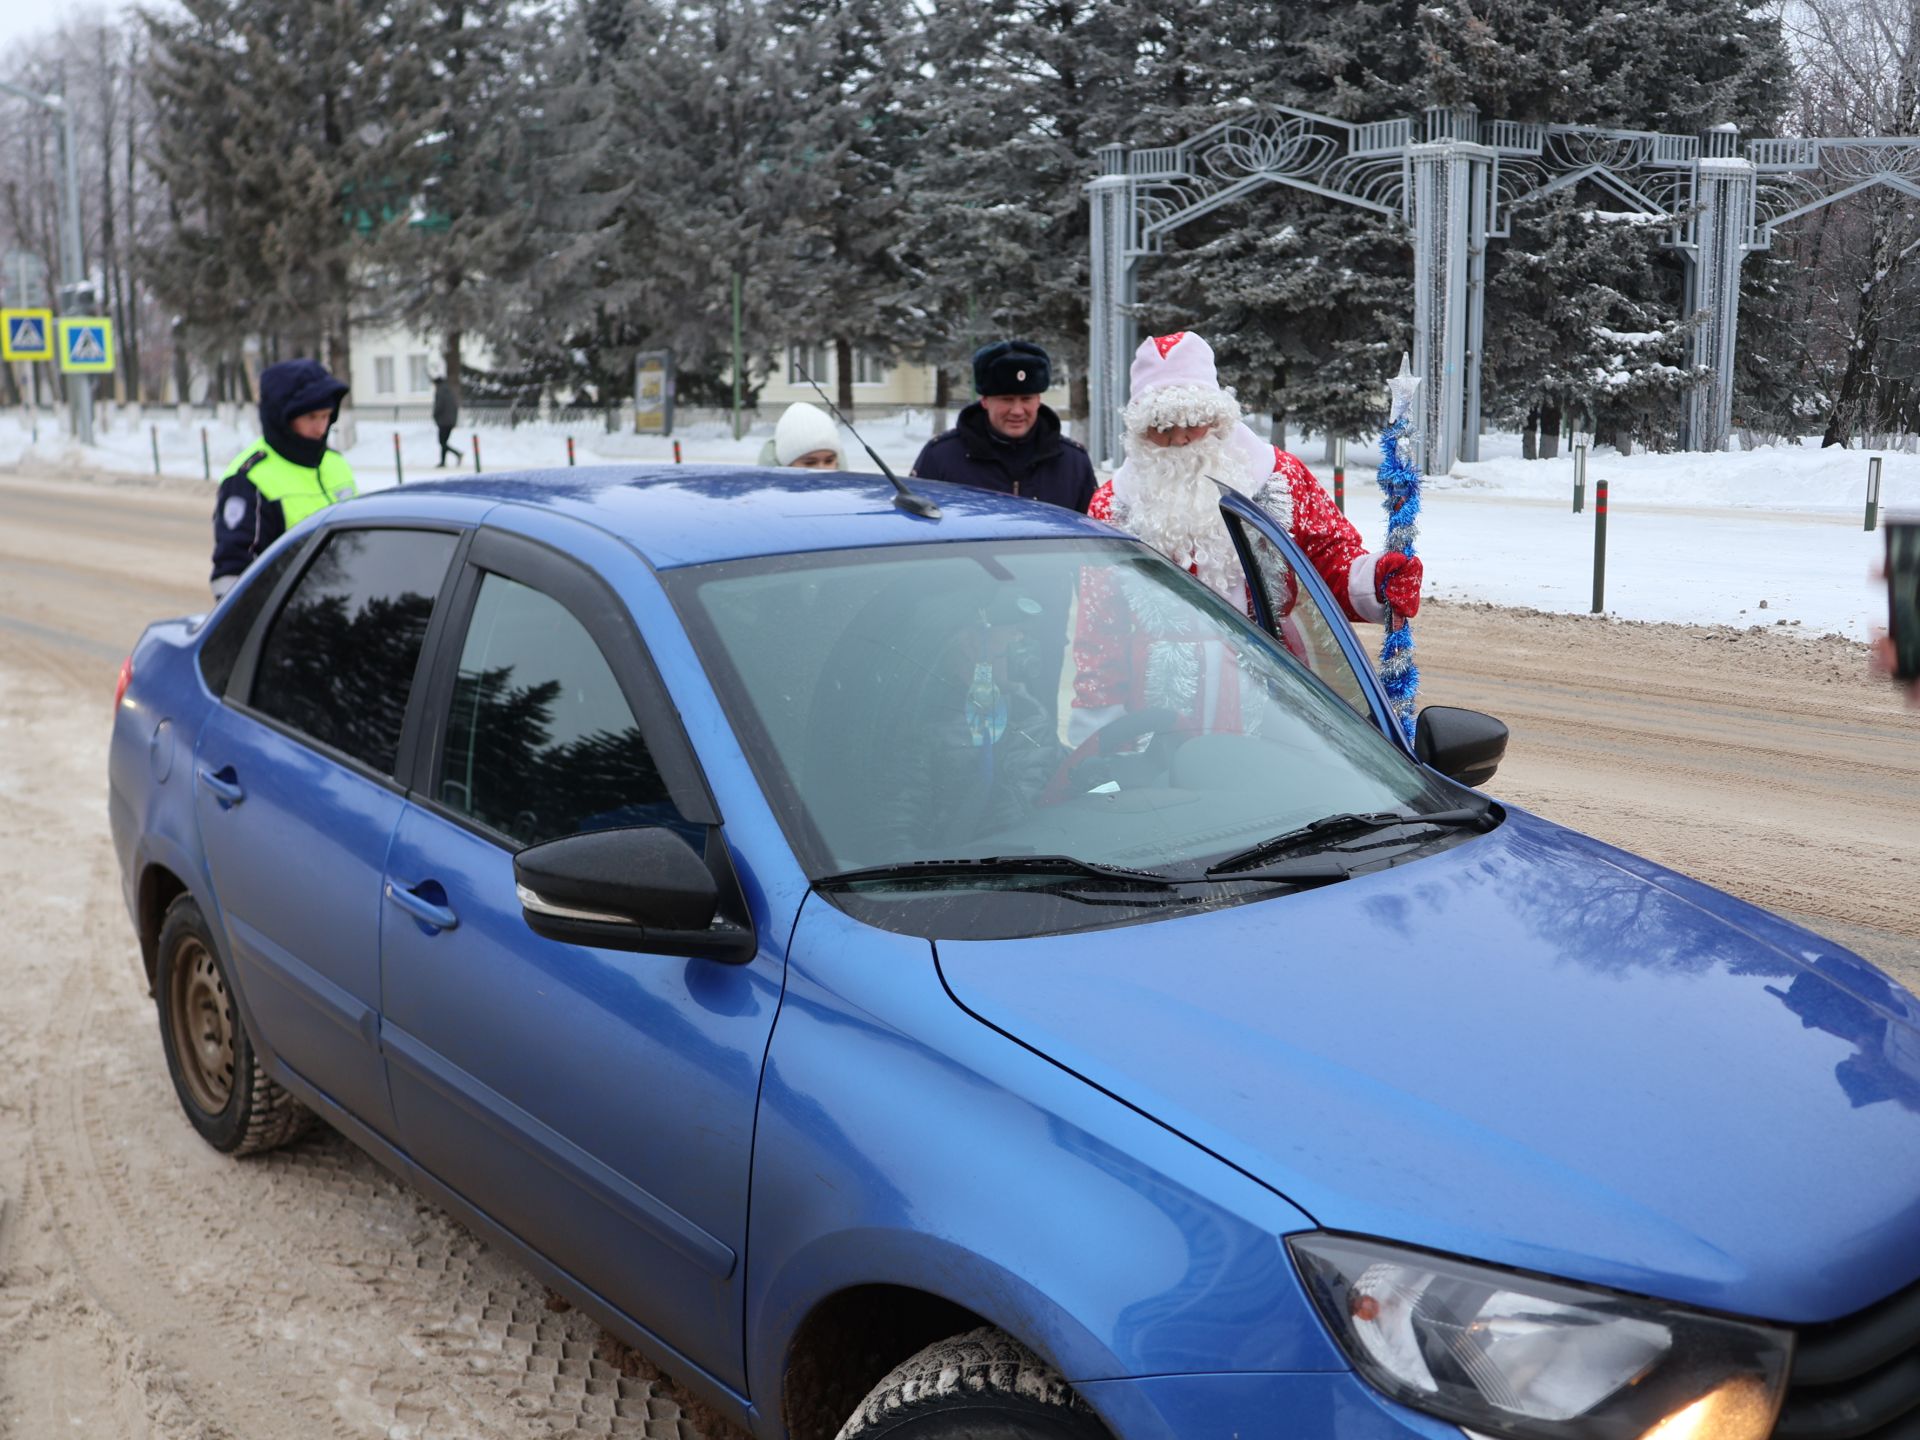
{"left": 155, "top": 894, "right": 311, "bottom": 1155}
{"left": 834, "top": 1326, "right": 1108, "bottom": 1439}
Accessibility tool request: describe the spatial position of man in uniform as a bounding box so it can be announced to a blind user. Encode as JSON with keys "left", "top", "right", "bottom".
{"left": 209, "top": 359, "right": 357, "bottom": 599}
{"left": 910, "top": 340, "right": 1096, "bottom": 512}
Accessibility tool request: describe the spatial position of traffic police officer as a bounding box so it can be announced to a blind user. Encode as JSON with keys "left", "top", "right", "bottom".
{"left": 910, "top": 340, "right": 1097, "bottom": 512}
{"left": 209, "top": 358, "right": 357, "bottom": 599}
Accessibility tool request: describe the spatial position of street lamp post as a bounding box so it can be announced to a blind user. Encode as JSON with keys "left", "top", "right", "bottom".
{"left": 0, "top": 78, "right": 94, "bottom": 446}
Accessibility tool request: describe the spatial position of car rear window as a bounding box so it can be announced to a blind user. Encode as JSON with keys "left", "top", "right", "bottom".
{"left": 198, "top": 539, "right": 305, "bottom": 697}
{"left": 249, "top": 528, "right": 457, "bottom": 775}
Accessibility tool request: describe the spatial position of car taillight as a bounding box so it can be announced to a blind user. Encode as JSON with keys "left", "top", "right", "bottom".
{"left": 114, "top": 655, "right": 133, "bottom": 710}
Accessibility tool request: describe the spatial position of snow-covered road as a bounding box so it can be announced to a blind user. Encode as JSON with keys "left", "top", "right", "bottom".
{"left": 0, "top": 466, "right": 1916, "bottom": 1439}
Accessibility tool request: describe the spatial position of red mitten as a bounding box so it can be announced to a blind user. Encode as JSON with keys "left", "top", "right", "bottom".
{"left": 1375, "top": 552, "right": 1423, "bottom": 618}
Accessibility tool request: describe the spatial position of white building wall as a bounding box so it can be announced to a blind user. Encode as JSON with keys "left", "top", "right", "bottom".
{"left": 348, "top": 322, "right": 498, "bottom": 416}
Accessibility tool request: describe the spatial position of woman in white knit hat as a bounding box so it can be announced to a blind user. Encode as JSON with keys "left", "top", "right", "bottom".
{"left": 760, "top": 401, "right": 842, "bottom": 470}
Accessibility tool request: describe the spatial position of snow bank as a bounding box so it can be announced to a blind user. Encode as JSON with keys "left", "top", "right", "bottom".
{"left": 0, "top": 406, "right": 947, "bottom": 487}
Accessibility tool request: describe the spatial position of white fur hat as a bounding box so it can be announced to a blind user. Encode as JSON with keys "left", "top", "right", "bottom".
{"left": 1121, "top": 331, "right": 1239, "bottom": 435}
{"left": 773, "top": 402, "right": 841, "bottom": 466}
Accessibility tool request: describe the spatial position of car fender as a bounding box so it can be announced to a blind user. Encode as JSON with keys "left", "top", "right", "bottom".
{"left": 110, "top": 619, "right": 222, "bottom": 992}
{"left": 745, "top": 895, "right": 1344, "bottom": 1416}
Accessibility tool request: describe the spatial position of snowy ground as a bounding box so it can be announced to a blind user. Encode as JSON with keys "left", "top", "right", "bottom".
{"left": 2, "top": 406, "right": 1912, "bottom": 641}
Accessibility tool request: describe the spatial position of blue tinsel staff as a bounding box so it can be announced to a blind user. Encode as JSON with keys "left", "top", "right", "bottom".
{"left": 1377, "top": 356, "right": 1423, "bottom": 743}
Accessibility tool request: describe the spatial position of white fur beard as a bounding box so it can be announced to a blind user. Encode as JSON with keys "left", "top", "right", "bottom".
{"left": 1113, "top": 429, "right": 1246, "bottom": 603}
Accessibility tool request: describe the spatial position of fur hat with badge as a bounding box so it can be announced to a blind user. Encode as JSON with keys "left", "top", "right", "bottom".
{"left": 972, "top": 339, "right": 1051, "bottom": 396}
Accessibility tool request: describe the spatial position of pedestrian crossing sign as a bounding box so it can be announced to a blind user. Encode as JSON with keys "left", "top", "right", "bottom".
{"left": 1, "top": 309, "right": 54, "bottom": 362}
{"left": 56, "top": 317, "right": 114, "bottom": 374}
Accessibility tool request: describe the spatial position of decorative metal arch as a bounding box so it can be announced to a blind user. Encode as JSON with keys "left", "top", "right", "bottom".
{"left": 1086, "top": 107, "right": 1920, "bottom": 472}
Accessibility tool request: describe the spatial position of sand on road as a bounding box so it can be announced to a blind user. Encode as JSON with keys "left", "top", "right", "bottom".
{"left": 1, "top": 467, "right": 1916, "bottom": 1439}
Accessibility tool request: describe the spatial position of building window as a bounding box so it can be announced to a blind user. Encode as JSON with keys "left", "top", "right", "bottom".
{"left": 787, "top": 344, "right": 830, "bottom": 386}
{"left": 374, "top": 357, "right": 395, "bottom": 395}
{"left": 852, "top": 351, "right": 888, "bottom": 386}
{"left": 408, "top": 354, "right": 432, "bottom": 393}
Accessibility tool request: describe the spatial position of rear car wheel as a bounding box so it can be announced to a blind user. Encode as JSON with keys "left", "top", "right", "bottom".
{"left": 156, "top": 894, "right": 311, "bottom": 1154}
{"left": 835, "top": 1326, "right": 1108, "bottom": 1439}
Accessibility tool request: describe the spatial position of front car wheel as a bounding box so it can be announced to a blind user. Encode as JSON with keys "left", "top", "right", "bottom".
{"left": 835, "top": 1327, "right": 1109, "bottom": 1439}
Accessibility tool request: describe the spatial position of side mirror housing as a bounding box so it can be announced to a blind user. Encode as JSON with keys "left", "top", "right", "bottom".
{"left": 513, "top": 826, "right": 754, "bottom": 961}
{"left": 1415, "top": 705, "right": 1508, "bottom": 787}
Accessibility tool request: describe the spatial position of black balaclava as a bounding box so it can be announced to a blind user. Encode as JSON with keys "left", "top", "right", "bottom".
{"left": 259, "top": 359, "right": 349, "bottom": 469}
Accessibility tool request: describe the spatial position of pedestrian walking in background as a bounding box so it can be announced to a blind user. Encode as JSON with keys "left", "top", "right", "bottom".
{"left": 209, "top": 359, "right": 356, "bottom": 600}
{"left": 433, "top": 374, "right": 462, "bottom": 468}
{"left": 910, "top": 340, "right": 1096, "bottom": 512}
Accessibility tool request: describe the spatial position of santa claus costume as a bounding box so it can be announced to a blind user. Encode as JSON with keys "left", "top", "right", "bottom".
{"left": 1069, "top": 332, "right": 1421, "bottom": 746}
{"left": 1090, "top": 330, "right": 1419, "bottom": 622}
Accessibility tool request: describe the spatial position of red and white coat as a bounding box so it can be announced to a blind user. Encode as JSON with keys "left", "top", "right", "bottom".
{"left": 1070, "top": 427, "right": 1382, "bottom": 743}
{"left": 1090, "top": 425, "right": 1384, "bottom": 625}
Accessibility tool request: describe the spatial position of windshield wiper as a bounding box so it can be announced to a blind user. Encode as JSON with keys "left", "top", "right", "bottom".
{"left": 1206, "top": 805, "right": 1494, "bottom": 878}
{"left": 815, "top": 854, "right": 1178, "bottom": 892}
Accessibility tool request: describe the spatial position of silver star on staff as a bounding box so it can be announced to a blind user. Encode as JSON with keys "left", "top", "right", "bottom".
{"left": 1387, "top": 353, "right": 1422, "bottom": 427}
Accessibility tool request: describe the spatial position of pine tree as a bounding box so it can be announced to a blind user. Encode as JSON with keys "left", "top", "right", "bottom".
{"left": 892, "top": 0, "right": 1287, "bottom": 418}
{"left": 143, "top": 0, "right": 401, "bottom": 399}
{"left": 765, "top": 0, "right": 922, "bottom": 411}
{"left": 888, "top": 0, "right": 1136, "bottom": 413}
{"left": 372, "top": 0, "right": 545, "bottom": 405}
{"left": 494, "top": 0, "right": 803, "bottom": 407}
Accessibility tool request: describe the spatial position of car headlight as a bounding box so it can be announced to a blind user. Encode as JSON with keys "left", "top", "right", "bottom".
{"left": 1289, "top": 1234, "right": 1790, "bottom": 1440}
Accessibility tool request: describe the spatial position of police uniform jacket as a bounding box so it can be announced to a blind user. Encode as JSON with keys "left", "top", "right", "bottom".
{"left": 211, "top": 360, "right": 356, "bottom": 593}
{"left": 910, "top": 402, "right": 1097, "bottom": 513}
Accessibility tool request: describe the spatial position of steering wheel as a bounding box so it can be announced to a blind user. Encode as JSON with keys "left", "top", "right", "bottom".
{"left": 1040, "top": 707, "right": 1183, "bottom": 806}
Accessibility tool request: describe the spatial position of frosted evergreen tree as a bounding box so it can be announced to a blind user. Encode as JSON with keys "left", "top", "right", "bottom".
{"left": 1483, "top": 195, "right": 1697, "bottom": 453}
{"left": 496, "top": 0, "right": 804, "bottom": 406}
{"left": 765, "top": 0, "right": 923, "bottom": 411}
{"left": 372, "top": 0, "right": 546, "bottom": 405}
{"left": 1476, "top": 0, "right": 1790, "bottom": 450}
{"left": 888, "top": 0, "right": 1138, "bottom": 414}
{"left": 890, "top": 0, "right": 1298, "bottom": 421}
{"left": 143, "top": 0, "right": 401, "bottom": 395}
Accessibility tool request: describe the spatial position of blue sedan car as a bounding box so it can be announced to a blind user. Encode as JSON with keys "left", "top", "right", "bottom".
{"left": 109, "top": 468, "right": 1920, "bottom": 1440}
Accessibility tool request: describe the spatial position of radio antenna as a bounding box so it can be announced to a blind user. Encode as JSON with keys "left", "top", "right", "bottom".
{"left": 795, "top": 362, "right": 942, "bottom": 520}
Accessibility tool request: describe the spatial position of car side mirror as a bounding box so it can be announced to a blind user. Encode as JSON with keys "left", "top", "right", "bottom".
{"left": 513, "top": 826, "right": 754, "bottom": 961}
{"left": 1415, "top": 705, "right": 1508, "bottom": 787}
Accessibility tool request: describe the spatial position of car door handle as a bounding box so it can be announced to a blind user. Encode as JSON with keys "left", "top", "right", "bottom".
{"left": 196, "top": 765, "right": 245, "bottom": 806}
{"left": 385, "top": 881, "right": 459, "bottom": 932}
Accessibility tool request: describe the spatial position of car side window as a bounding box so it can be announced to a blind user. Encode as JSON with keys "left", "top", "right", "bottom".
{"left": 1226, "top": 514, "right": 1375, "bottom": 718}
{"left": 250, "top": 528, "right": 458, "bottom": 774}
{"left": 198, "top": 538, "right": 306, "bottom": 697}
{"left": 438, "top": 572, "right": 678, "bottom": 847}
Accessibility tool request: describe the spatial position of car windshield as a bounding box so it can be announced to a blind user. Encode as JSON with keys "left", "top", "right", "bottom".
{"left": 671, "top": 538, "right": 1459, "bottom": 903}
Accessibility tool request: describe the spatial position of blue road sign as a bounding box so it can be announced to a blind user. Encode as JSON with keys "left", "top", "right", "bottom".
{"left": 57, "top": 317, "right": 113, "bottom": 373}
{"left": 2, "top": 308, "right": 53, "bottom": 362}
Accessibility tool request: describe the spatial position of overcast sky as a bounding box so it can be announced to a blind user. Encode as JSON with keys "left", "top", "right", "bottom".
{"left": 0, "top": 0, "right": 135, "bottom": 58}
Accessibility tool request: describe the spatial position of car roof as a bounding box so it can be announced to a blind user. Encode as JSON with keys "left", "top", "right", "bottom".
{"left": 374, "top": 465, "right": 1111, "bottom": 568}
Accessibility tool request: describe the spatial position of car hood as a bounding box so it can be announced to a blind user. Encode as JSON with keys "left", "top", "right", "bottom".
{"left": 935, "top": 811, "right": 1920, "bottom": 1324}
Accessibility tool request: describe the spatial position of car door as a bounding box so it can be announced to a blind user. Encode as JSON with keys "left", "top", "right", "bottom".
{"left": 378, "top": 527, "right": 782, "bottom": 1393}
{"left": 194, "top": 523, "right": 463, "bottom": 1140}
{"left": 1218, "top": 489, "right": 1410, "bottom": 748}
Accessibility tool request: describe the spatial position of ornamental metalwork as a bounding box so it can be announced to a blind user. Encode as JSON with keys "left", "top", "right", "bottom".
{"left": 1086, "top": 107, "right": 1920, "bottom": 473}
